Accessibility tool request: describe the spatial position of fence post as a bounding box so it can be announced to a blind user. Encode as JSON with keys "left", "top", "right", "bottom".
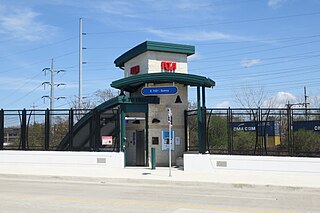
{"left": 68, "top": 108, "right": 74, "bottom": 151}
{"left": 286, "top": 106, "right": 293, "bottom": 156}
{"left": 95, "top": 111, "right": 101, "bottom": 151}
{"left": 21, "top": 109, "right": 27, "bottom": 150}
{"left": 44, "top": 109, "right": 50, "bottom": 150}
{"left": 202, "top": 106, "right": 207, "bottom": 153}
{"left": 197, "top": 86, "right": 204, "bottom": 154}
{"left": 184, "top": 110, "right": 188, "bottom": 152}
{"left": 227, "top": 108, "right": 232, "bottom": 154}
{"left": 0, "top": 109, "right": 4, "bottom": 150}
{"left": 290, "top": 109, "right": 294, "bottom": 156}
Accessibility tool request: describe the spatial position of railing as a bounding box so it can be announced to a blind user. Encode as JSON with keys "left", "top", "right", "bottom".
{"left": 0, "top": 108, "right": 90, "bottom": 151}
{"left": 185, "top": 107, "right": 320, "bottom": 157}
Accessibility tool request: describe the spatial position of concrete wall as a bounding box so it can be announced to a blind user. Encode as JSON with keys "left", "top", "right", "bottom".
{"left": 0, "top": 151, "right": 124, "bottom": 168}
{"left": 148, "top": 83, "right": 187, "bottom": 166}
{"left": 184, "top": 154, "right": 320, "bottom": 173}
{"left": 124, "top": 51, "right": 188, "bottom": 76}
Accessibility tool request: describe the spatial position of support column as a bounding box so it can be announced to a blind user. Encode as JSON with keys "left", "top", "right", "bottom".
{"left": 145, "top": 111, "right": 149, "bottom": 167}
{"left": 120, "top": 105, "right": 126, "bottom": 152}
{"left": 197, "top": 86, "right": 203, "bottom": 154}
{"left": 202, "top": 86, "right": 207, "bottom": 153}
{"left": 0, "top": 109, "right": 4, "bottom": 150}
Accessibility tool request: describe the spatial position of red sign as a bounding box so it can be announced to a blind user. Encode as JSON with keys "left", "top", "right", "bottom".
{"left": 161, "top": 61, "right": 176, "bottom": 72}
{"left": 130, "top": 65, "right": 140, "bottom": 75}
{"left": 102, "top": 136, "right": 113, "bottom": 146}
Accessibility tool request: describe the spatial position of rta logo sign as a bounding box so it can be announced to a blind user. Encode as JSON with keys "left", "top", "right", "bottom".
{"left": 161, "top": 61, "right": 176, "bottom": 72}
{"left": 130, "top": 65, "right": 140, "bottom": 75}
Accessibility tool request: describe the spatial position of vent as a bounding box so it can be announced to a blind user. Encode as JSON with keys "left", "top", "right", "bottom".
{"left": 216, "top": 161, "right": 227, "bottom": 167}
{"left": 97, "top": 158, "right": 106, "bottom": 164}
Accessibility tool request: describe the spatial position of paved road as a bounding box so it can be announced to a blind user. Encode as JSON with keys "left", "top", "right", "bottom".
{"left": 1, "top": 176, "right": 320, "bottom": 213}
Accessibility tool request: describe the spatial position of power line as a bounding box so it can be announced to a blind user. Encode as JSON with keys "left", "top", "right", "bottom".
{"left": 86, "top": 11, "right": 320, "bottom": 35}
{"left": 3, "top": 84, "right": 43, "bottom": 109}
{"left": 0, "top": 36, "right": 77, "bottom": 61}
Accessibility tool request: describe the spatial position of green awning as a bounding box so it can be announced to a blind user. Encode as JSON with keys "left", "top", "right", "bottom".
{"left": 111, "top": 72, "right": 215, "bottom": 92}
{"left": 114, "top": 41, "right": 195, "bottom": 68}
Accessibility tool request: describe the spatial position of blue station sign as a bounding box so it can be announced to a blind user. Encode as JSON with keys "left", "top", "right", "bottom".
{"left": 141, "top": 86, "right": 178, "bottom": 96}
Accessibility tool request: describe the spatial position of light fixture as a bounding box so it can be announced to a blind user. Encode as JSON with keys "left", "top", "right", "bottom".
{"left": 152, "top": 118, "right": 160, "bottom": 123}
{"left": 175, "top": 95, "right": 182, "bottom": 103}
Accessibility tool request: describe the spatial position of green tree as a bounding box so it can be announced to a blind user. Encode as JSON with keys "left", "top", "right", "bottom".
{"left": 207, "top": 115, "right": 228, "bottom": 152}
{"left": 28, "top": 123, "right": 45, "bottom": 149}
{"left": 232, "top": 131, "right": 256, "bottom": 154}
{"left": 294, "top": 130, "right": 320, "bottom": 155}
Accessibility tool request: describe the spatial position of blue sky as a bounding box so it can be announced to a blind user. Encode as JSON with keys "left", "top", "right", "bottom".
{"left": 1, "top": 0, "right": 320, "bottom": 109}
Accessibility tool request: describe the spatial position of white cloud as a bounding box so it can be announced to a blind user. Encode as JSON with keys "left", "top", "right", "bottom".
{"left": 94, "top": 1, "right": 138, "bottom": 18}
{"left": 188, "top": 52, "right": 202, "bottom": 61}
{"left": 146, "top": 28, "right": 247, "bottom": 42}
{"left": 240, "top": 58, "right": 261, "bottom": 68}
{"left": 0, "top": 5, "right": 56, "bottom": 41}
{"left": 275, "top": 91, "right": 296, "bottom": 102}
{"left": 215, "top": 101, "right": 230, "bottom": 108}
{"left": 268, "top": 0, "right": 286, "bottom": 9}
{"left": 263, "top": 91, "right": 297, "bottom": 107}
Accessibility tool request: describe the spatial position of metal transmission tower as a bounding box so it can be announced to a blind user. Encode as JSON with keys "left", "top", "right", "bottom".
{"left": 31, "top": 103, "right": 38, "bottom": 125}
{"left": 42, "top": 58, "right": 66, "bottom": 110}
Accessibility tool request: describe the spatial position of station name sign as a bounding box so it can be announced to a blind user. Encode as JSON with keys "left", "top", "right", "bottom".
{"left": 141, "top": 86, "right": 178, "bottom": 96}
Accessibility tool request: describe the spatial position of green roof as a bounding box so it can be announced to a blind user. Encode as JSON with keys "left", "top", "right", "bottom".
{"left": 114, "top": 41, "right": 195, "bottom": 68}
{"left": 111, "top": 72, "right": 215, "bottom": 92}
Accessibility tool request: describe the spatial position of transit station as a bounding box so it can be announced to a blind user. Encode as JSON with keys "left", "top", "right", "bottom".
{"left": 57, "top": 40, "right": 215, "bottom": 166}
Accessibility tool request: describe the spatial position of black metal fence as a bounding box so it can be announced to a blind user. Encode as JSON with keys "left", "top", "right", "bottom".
{"left": 2, "top": 107, "right": 320, "bottom": 157}
{"left": 0, "top": 109, "right": 90, "bottom": 151}
{"left": 185, "top": 107, "right": 320, "bottom": 157}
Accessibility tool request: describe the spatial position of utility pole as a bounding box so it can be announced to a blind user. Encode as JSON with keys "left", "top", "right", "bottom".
{"left": 79, "top": 17, "right": 82, "bottom": 109}
{"left": 79, "top": 17, "right": 86, "bottom": 109}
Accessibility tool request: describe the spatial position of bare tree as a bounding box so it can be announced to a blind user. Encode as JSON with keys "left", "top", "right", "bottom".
{"left": 235, "top": 87, "right": 269, "bottom": 109}
{"left": 69, "top": 88, "right": 118, "bottom": 109}
{"left": 94, "top": 88, "right": 117, "bottom": 104}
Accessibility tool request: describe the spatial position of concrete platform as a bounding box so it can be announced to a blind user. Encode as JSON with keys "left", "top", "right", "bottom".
{"left": 1, "top": 163, "right": 320, "bottom": 188}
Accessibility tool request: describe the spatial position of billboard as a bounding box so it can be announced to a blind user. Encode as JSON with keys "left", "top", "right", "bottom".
{"left": 293, "top": 120, "right": 320, "bottom": 132}
{"left": 230, "top": 121, "right": 280, "bottom": 136}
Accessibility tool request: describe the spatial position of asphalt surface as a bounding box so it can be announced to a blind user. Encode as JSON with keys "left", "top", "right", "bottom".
{"left": 1, "top": 175, "right": 320, "bottom": 213}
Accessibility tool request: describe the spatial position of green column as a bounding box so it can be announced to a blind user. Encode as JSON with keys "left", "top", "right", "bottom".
{"left": 197, "top": 86, "right": 203, "bottom": 154}
{"left": 0, "top": 109, "right": 4, "bottom": 150}
{"left": 151, "top": 147, "right": 156, "bottom": 170}
{"left": 120, "top": 105, "right": 126, "bottom": 152}
{"left": 202, "top": 86, "right": 207, "bottom": 154}
{"left": 145, "top": 111, "right": 149, "bottom": 167}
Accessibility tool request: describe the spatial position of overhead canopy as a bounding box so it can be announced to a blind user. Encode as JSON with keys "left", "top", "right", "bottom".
{"left": 111, "top": 72, "right": 215, "bottom": 92}
{"left": 114, "top": 41, "right": 195, "bottom": 68}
